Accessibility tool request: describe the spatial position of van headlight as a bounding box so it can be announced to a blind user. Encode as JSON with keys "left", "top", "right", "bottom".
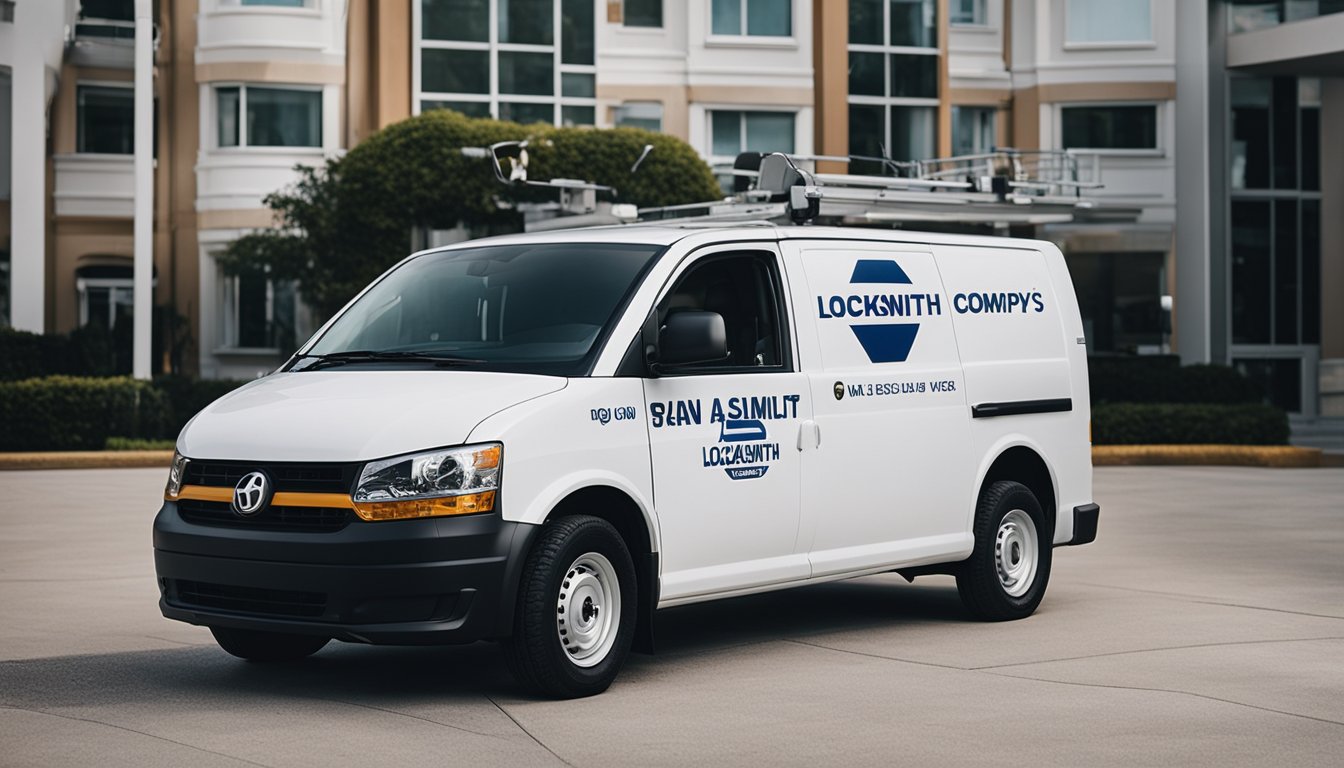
{"left": 351, "top": 443, "right": 501, "bottom": 521}
{"left": 165, "top": 452, "right": 189, "bottom": 499}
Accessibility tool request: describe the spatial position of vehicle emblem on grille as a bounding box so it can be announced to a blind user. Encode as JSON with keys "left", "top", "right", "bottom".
{"left": 232, "top": 471, "right": 271, "bottom": 517}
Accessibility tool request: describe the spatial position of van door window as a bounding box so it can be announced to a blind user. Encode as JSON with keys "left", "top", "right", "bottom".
{"left": 657, "top": 252, "right": 788, "bottom": 372}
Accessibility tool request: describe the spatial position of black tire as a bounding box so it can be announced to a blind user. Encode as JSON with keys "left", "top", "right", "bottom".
{"left": 503, "top": 515, "right": 637, "bottom": 699}
{"left": 209, "top": 627, "right": 329, "bottom": 662}
{"left": 956, "top": 480, "right": 1053, "bottom": 621}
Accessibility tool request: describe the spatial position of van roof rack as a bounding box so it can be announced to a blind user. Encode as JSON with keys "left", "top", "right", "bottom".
{"left": 470, "top": 143, "right": 1139, "bottom": 232}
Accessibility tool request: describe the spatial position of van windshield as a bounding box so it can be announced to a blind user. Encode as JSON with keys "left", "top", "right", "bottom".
{"left": 296, "top": 242, "right": 663, "bottom": 376}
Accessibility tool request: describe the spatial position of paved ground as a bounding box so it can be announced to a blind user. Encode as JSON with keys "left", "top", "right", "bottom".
{"left": 1, "top": 467, "right": 1341, "bottom": 767}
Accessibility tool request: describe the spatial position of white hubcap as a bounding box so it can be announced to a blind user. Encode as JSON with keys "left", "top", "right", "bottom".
{"left": 556, "top": 552, "right": 620, "bottom": 668}
{"left": 995, "top": 509, "right": 1039, "bottom": 598}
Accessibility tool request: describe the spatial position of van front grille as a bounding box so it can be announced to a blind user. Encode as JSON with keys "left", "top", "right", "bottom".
{"left": 183, "top": 460, "right": 357, "bottom": 495}
{"left": 166, "top": 579, "right": 327, "bottom": 619}
{"left": 177, "top": 498, "right": 351, "bottom": 533}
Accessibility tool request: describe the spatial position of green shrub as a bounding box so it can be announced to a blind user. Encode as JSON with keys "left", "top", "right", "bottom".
{"left": 154, "top": 375, "right": 247, "bottom": 436}
{"left": 1089, "top": 357, "right": 1265, "bottom": 405}
{"left": 1092, "top": 402, "right": 1289, "bottom": 445}
{"left": 0, "top": 327, "right": 120, "bottom": 381}
{"left": 0, "top": 376, "right": 171, "bottom": 451}
{"left": 105, "top": 437, "right": 177, "bottom": 451}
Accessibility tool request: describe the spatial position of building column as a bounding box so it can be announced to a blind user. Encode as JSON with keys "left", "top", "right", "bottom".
{"left": 1318, "top": 78, "right": 1344, "bottom": 416}
{"left": 8, "top": 19, "right": 48, "bottom": 332}
{"left": 1173, "top": 0, "right": 1213, "bottom": 364}
{"left": 812, "top": 0, "right": 848, "bottom": 174}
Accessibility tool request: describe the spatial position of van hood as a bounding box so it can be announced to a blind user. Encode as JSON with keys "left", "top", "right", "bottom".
{"left": 177, "top": 371, "right": 567, "bottom": 462}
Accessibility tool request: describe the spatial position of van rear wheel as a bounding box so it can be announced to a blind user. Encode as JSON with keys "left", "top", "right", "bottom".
{"left": 956, "top": 481, "right": 1052, "bottom": 621}
{"left": 504, "top": 515, "right": 636, "bottom": 699}
{"left": 210, "top": 627, "right": 329, "bottom": 662}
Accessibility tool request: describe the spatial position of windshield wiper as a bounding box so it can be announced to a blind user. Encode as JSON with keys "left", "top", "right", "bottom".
{"left": 292, "top": 350, "right": 486, "bottom": 371}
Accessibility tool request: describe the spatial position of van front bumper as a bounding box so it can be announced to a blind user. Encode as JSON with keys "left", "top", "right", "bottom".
{"left": 153, "top": 501, "right": 537, "bottom": 644}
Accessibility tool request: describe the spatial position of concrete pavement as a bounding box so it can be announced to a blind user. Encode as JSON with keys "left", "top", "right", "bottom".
{"left": 0, "top": 467, "right": 1341, "bottom": 766}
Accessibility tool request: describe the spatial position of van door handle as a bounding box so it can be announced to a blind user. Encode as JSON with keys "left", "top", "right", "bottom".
{"left": 797, "top": 420, "right": 821, "bottom": 451}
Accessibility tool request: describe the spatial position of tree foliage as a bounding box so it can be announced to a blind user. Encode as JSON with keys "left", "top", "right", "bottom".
{"left": 217, "top": 110, "right": 722, "bottom": 319}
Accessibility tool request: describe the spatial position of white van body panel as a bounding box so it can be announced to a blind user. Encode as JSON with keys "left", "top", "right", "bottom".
{"left": 177, "top": 370, "right": 565, "bottom": 462}
{"left": 465, "top": 378, "right": 659, "bottom": 549}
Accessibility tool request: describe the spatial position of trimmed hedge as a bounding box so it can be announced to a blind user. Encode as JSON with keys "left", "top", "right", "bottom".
{"left": 0, "top": 375, "right": 247, "bottom": 451}
{"left": 0, "top": 376, "right": 171, "bottom": 451}
{"left": 0, "top": 327, "right": 121, "bottom": 381}
{"left": 1088, "top": 357, "right": 1265, "bottom": 405}
{"left": 1092, "top": 403, "right": 1290, "bottom": 446}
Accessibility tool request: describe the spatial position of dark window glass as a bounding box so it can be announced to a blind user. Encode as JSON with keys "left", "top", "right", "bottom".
{"left": 305, "top": 243, "right": 664, "bottom": 377}
{"left": 657, "top": 254, "right": 785, "bottom": 370}
{"left": 1231, "top": 78, "right": 1270, "bottom": 189}
{"left": 1302, "top": 199, "right": 1320, "bottom": 345}
{"left": 499, "top": 101, "right": 554, "bottom": 124}
{"left": 1231, "top": 200, "right": 1272, "bottom": 345}
{"left": 561, "top": 105, "right": 595, "bottom": 126}
{"left": 247, "top": 88, "right": 321, "bottom": 147}
{"left": 217, "top": 87, "right": 240, "bottom": 147}
{"left": 848, "top": 103, "right": 885, "bottom": 174}
{"left": 744, "top": 112, "right": 795, "bottom": 152}
{"left": 1272, "top": 77, "right": 1297, "bottom": 189}
{"left": 712, "top": 0, "right": 741, "bottom": 34}
{"left": 499, "top": 51, "right": 554, "bottom": 96}
{"left": 1274, "top": 200, "right": 1298, "bottom": 344}
{"left": 1234, "top": 358, "right": 1301, "bottom": 413}
{"left": 77, "top": 86, "right": 134, "bottom": 154}
{"left": 1060, "top": 105, "right": 1157, "bottom": 150}
{"left": 848, "top": 51, "right": 885, "bottom": 97}
{"left": 624, "top": 0, "right": 662, "bottom": 27}
{"left": 890, "top": 105, "right": 935, "bottom": 160}
{"left": 890, "top": 0, "right": 937, "bottom": 47}
{"left": 421, "top": 0, "right": 488, "bottom": 42}
{"left": 890, "top": 53, "right": 938, "bottom": 98}
{"left": 849, "top": 0, "right": 883, "bottom": 44}
{"left": 746, "top": 0, "right": 792, "bottom": 36}
{"left": 1065, "top": 252, "right": 1166, "bottom": 354}
{"left": 238, "top": 275, "right": 270, "bottom": 348}
{"left": 421, "top": 100, "right": 491, "bottom": 118}
{"left": 561, "top": 73, "right": 595, "bottom": 98}
{"left": 79, "top": 0, "right": 133, "bottom": 20}
{"left": 1301, "top": 106, "right": 1319, "bottom": 191}
{"left": 562, "top": 0, "right": 595, "bottom": 64}
{"left": 499, "top": 0, "right": 553, "bottom": 45}
{"left": 422, "top": 49, "right": 489, "bottom": 94}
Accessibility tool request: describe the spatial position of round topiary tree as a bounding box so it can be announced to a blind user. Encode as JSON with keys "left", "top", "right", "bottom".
{"left": 219, "top": 110, "right": 722, "bottom": 320}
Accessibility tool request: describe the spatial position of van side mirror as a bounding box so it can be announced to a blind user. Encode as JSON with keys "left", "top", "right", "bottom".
{"left": 655, "top": 311, "right": 728, "bottom": 369}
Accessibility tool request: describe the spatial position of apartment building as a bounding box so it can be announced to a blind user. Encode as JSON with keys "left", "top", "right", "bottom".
{"left": 1, "top": 1, "right": 1339, "bottom": 415}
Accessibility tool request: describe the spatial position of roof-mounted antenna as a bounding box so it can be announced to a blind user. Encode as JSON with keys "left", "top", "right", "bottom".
{"left": 630, "top": 144, "right": 654, "bottom": 174}
{"left": 756, "top": 153, "right": 820, "bottom": 224}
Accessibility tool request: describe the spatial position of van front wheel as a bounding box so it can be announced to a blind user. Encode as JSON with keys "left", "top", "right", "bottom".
{"left": 956, "top": 481, "right": 1052, "bottom": 621}
{"left": 504, "top": 515, "right": 636, "bottom": 698}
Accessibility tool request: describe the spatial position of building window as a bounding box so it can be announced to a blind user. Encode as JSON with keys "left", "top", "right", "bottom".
{"left": 78, "top": 276, "right": 135, "bottom": 330}
{"left": 216, "top": 85, "right": 321, "bottom": 148}
{"left": 416, "top": 0, "right": 596, "bottom": 124}
{"left": 848, "top": 0, "right": 939, "bottom": 167}
{"left": 1065, "top": 0, "right": 1151, "bottom": 44}
{"left": 77, "top": 85, "right": 135, "bottom": 154}
{"left": 615, "top": 102, "right": 663, "bottom": 131}
{"left": 709, "top": 110, "right": 795, "bottom": 189}
{"left": 950, "top": 0, "right": 985, "bottom": 25}
{"left": 1228, "top": 0, "right": 1344, "bottom": 34}
{"left": 624, "top": 0, "right": 662, "bottom": 27}
{"left": 1231, "top": 77, "right": 1319, "bottom": 192}
{"left": 952, "top": 106, "right": 994, "bottom": 156}
{"left": 1060, "top": 105, "right": 1157, "bottom": 151}
{"left": 221, "top": 272, "right": 298, "bottom": 351}
{"left": 711, "top": 0, "right": 792, "bottom": 37}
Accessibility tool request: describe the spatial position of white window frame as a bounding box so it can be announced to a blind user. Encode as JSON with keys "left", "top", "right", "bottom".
{"left": 1057, "top": 101, "right": 1163, "bottom": 157}
{"left": 705, "top": 107, "right": 799, "bottom": 169}
{"left": 949, "top": 0, "right": 987, "bottom": 27}
{"left": 847, "top": 0, "right": 940, "bottom": 163}
{"left": 76, "top": 277, "right": 135, "bottom": 328}
{"left": 211, "top": 0, "right": 319, "bottom": 13}
{"left": 75, "top": 81, "right": 135, "bottom": 156}
{"left": 412, "top": 0, "right": 598, "bottom": 124}
{"left": 217, "top": 266, "right": 293, "bottom": 353}
{"left": 212, "top": 83, "right": 325, "bottom": 151}
{"left": 1062, "top": 0, "right": 1155, "bottom": 50}
{"left": 951, "top": 105, "right": 997, "bottom": 156}
{"left": 706, "top": 0, "right": 797, "bottom": 46}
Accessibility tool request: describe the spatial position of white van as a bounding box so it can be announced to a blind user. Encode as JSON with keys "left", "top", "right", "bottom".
{"left": 155, "top": 223, "right": 1099, "bottom": 698}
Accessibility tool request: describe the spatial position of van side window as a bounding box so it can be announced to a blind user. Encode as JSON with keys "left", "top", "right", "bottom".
{"left": 657, "top": 252, "right": 788, "bottom": 372}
